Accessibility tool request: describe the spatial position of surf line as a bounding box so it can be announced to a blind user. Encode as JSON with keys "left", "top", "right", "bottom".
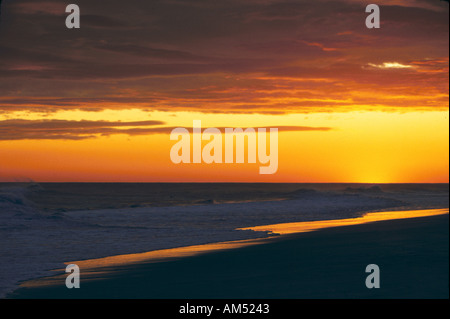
{"left": 169, "top": 120, "right": 278, "bottom": 174}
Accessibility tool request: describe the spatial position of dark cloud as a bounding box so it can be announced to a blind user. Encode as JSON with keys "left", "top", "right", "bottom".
{"left": 0, "top": 119, "right": 164, "bottom": 129}
{"left": 82, "top": 14, "right": 128, "bottom": 28}
{"left": 0, "top": 0, "right": 448, "bottom": 113}
{"left": 0, "top": 119, "right": 162, "bottom": 140}
{"left": 0, "top": 118, "right": 332, "bottom": 140}
{"left": 93, "top": 43, "right": 209, "bottom": 61}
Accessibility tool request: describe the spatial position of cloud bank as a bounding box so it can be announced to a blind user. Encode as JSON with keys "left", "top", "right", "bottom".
{"left": 0, "top": 0, "right": 448, "bottom": 114}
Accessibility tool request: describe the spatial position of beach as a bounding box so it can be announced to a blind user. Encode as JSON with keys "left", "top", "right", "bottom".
{"left": 8, "top": 213, "right": 449, "bottom": 299}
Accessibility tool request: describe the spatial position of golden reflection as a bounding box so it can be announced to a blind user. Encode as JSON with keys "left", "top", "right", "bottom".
{"left": 20, "top": 238, "right": 270, "bottom": 288}
{"left": 67, "top": 238, "right": 269, "bottom": 270}
{"left": 238, "top": 208, "right": 449, "bottom": 235}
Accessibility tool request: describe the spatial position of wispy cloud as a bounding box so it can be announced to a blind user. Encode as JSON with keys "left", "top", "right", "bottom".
{"left": 0, "top": 119, "right": 165, "bottom": 140}
{"left": 0, "top": 119, "right": 333, "bottom": 140}
{"left": 367, "top": 62, "right": 414, "bottom": 69}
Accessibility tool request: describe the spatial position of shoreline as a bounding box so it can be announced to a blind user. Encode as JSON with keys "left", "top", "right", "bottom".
{"left": 7, "top": 209, "right": 449, "bottom": 299}
{"left": 238, "top": 208, "right": 449, "bottom": 235}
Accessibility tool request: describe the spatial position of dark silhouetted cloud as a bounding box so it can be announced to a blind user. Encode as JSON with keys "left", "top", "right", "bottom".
{"left": 0, "top": 119, "right": 332, "bottom": 140}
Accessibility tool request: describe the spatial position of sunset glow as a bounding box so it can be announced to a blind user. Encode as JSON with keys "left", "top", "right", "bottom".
{"left": 0, "top": 0, "right": 448, "bottom": 183}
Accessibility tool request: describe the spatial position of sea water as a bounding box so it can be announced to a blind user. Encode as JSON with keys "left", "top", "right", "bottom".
{"left": 0, "top": 183, "right": 448, "bottom": 297}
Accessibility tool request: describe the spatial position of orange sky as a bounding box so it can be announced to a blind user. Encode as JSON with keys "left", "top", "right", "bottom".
{"left": 0, "top": 0, "right": 448, "bottom": 183}
{"left": 0, "top": 110, "right": 448, "bottom": 182}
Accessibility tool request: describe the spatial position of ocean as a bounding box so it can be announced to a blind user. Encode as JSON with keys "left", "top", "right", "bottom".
{"left": 0, "top": 182, "right": 448, "bottom": 297}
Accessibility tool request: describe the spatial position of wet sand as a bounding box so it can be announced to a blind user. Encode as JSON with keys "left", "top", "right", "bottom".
{"left": 7, "top": 213, "right": 449, "bottom": 299}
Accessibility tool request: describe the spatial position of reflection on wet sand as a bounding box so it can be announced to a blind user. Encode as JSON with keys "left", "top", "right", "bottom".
{"left": 20, "top": 208, "right": 448, "bottom": 288}
{"left": 238, "top": 208, "right": 449, "bottom": 235}
{"left": 20, "top": 238, "right": 270, "bottom": 288}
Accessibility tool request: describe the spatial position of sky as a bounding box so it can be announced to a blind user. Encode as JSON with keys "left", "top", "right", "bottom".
{"left": 0, "top": 0, "right": 448, "bottom": 182}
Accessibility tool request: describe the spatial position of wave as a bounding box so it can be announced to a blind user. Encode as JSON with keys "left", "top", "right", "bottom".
{"left": 0, "top": 185, "right": 36, "bottom": 210}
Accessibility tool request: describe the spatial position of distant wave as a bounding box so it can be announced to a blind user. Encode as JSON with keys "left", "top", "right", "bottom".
{"left": 0, "top": 185, "right": 34, "bottom": 208}
{"left": 343, "top": 185, "right": 384, "bottom": 193}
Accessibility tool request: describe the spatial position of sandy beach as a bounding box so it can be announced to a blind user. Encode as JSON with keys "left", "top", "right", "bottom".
{"left": 7, "top": 213, "right": 449, "bottom": 299}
